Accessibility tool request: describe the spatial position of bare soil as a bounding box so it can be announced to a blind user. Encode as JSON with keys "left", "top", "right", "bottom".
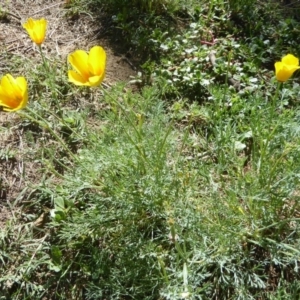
{"left": 0, "top": 0, "right": 137, "bottom": 228}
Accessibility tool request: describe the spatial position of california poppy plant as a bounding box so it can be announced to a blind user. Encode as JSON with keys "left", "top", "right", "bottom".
{"left": 22, "top": 18, "right": 47, "bottom": 46}
{"left": 0, "top": 74, "right": 28, "bottom": 111}
{"left": 68, "top": 46, "right": 106, "bottom": 87}
{"left": 275, "top": 54, "right": 300, "bottom": 82}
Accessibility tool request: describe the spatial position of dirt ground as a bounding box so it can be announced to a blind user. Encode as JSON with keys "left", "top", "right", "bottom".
{"left": 0, "top": 0, "right": 137, "bottom": 228}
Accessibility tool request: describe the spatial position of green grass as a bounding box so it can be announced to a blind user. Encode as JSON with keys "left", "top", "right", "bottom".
{"left": 1, "top": 0, "right": 300, "bottom": 299}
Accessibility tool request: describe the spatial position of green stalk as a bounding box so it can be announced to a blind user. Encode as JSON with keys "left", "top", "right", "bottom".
{"left": 19, "top": 108, "right": 77, "bottom": 161}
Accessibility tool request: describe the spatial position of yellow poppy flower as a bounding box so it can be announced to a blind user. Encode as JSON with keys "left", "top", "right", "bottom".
{"left": 68, "top": 46, "right": 106, "bottom": 87}
{"left": 275, "top": 54, "right": 300, "bottom": 82}
{"left": 0, "top": 74, "right": 28, "bottom": 111}
{"left": 22, "top": 18, "right": 47, "bottom": 46}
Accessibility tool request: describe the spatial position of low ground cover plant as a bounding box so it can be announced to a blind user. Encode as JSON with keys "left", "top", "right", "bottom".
{"left": 1, "top": 0, "right": 300, "bottom": 299}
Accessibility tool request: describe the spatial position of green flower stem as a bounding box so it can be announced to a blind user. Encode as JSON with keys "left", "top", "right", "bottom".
{"left": 38, "top": 45, "right": 50, "bottom": 73}
{"left": 257, "top": 217, "right": 300, "bottom": 233}
{"left": 266, "top": 82, "right": 282, "bottom": 145}
{"left": 270, "top": 81, "right": 282, "bottom": 121}
{"left": 46, "top": 107, "right": 85, "bottom": 141}
{"left": 101, "top": 87, "right": 148, "bottom": 171}
{"left": 38, "top": 45, "right": 61, "bottom": 102}
{"left": 36, "top": 48, "right": 82, "bottom": 141}
{"left": 259, "top": 81, "right": 283, "bottom": 191}
{"left": 19, "top": 107, "right": 77, "bottom": 161}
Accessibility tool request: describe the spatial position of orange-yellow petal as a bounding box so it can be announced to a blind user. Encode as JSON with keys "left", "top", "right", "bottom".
{"left": 88, "top": 46, "right": 106, "bottom": 77}
{"left": 89, "top": 75, "right": 103, "bottom": 87}
{"left": 275, "top": 61, "right": 300, "bottom": 82}
{"left": 0, "top": 74, "right": 28, "bottom": 111}
{"left": 0, "top": 75, "right": 15, "bottom": 101}
{"left": 22, "top": 18, "right": 47, "bottom": 45}
{"left": 281, "top": 54, "right": 299, "bottom": 66}
{"left": 15, "top": 77, "right": 28, "bottom": 110}
{"left": 36, "top": 19, "right": 47, "bottom": 45}
{"left": 68, "top": 50, "right": 90, "bottom": 81}
{"left": 1, "top": 75, "right": 23, "bottom": 101}
{"left": 68, "top": 70, "right": 91, "bottom": 86}
{"left": 68, "top": 46, "right": 107, "bottom": 87}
